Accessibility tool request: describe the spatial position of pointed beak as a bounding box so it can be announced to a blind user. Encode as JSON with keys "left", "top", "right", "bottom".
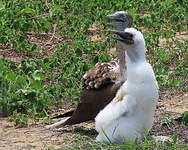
{"left": 106, "top": 12, "right": 133, "bottom": 31}
{"left": 108, "top": 30, "right": 134, "bottom": 45}
{"left": 106, "top": 13, "right": 123, "bottom": 21}
{"left": 106, "top": 22, "right": 125, "bottom": 30}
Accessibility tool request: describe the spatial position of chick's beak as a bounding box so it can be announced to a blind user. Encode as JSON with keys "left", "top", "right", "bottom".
{"left": 108, "top": 30, "right": 134, "bottom": 45}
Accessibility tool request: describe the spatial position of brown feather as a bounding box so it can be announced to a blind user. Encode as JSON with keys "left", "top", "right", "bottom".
{"left": 82, "top": 61, "right": 121, "bottom": 89}
{"left": 48, "top": 11, "right": 134, "bottom": 128}
{"left": 54, "top": 82, "right": 123, "bottom": 127}
{"left": 52, "top": 110, "right": 74, "bottom": 119}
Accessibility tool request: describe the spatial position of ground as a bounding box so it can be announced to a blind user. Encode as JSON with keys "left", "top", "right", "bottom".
{"left": 0, "top": 95, "right": 187, "bottom": 150}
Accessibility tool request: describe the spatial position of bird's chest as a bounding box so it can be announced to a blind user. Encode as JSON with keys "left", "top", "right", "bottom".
{"left": 126, "top": 80, "right": 156, "bottom": 98}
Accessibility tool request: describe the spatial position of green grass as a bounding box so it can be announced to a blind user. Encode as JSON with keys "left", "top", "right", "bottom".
{"left": 52, "top": 134, "right": 187, "bottom": 150}
{"left": 0, "top": 0, "right": 187, "bottom": 147}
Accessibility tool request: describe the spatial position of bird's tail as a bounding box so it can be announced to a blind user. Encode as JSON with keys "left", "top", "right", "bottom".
{"left": 46, "top": 117, "right": 70, "bottom": 129}
{"left": 52, "top": 109, "right": 74, "bottom": 119}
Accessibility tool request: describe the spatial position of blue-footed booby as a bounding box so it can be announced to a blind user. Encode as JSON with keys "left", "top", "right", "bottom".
{"left": 46, "top": 12, "right": 133, "bottom": 129}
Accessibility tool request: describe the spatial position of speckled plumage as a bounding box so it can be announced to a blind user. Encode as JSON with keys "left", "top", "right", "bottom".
{"left": 82, "top": 61, "right": 121, "bottom": 89}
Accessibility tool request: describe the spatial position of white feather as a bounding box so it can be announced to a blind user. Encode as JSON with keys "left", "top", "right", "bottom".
{"left": 45, "top": 117, "right": 69, "bottom": 129}
{"left": 95, "top": 28, "right": 159, "bottom": 144}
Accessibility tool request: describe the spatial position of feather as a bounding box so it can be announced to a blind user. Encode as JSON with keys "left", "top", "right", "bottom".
{"left": 95, "top": 27, "right": 159, "bottom": 143}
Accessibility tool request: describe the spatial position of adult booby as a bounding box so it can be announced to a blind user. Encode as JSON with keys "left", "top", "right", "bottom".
{"left": 83, "top": 11, "right": 133, "bottom": 89}
{"left": 95, "top": 27, "right": 159, "bottom": 143}
{"left": 46, "top": 12, "right": 133, "bottom": 129}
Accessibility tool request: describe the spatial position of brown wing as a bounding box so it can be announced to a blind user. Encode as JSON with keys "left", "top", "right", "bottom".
{"left": 52, "top": 61, "right": 121, "bottom": 119}
{"left": 53, "top": 82, "right": 123, "bottom": 127}
{"left": 49, "top": 62, "right": 122, "bottom": 128}
{"left": 82, "top": 61, "right": 121, "bottom": 89}
{"left": 52, "top": 109, "right": 74, "bottom": 119}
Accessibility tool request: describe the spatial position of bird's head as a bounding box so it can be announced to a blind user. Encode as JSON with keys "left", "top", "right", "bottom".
{"left": 106, "top": 11, "right": 133, "bottom": 31}
{"left": 109, "top": 28, "right": 146, "bottom": 62}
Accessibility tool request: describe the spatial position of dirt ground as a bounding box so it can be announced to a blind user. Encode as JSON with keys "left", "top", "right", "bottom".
{"left": 0, "top": 95, "right": 187, "bottom": 150}
{"left": 0, "top": 118, "right": 96, "bottom": 150}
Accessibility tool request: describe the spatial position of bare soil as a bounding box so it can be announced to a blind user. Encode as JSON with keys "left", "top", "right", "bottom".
{"left": 152, "top": 95, "right": 188, "bottom": 144}
{"left": 0, "top": 24, "right": 63, "bottom": 63}
{"left": 0, "top": 118, "right": 96, "bottom": 150}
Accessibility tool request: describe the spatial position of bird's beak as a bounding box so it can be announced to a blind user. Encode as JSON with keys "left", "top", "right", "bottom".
{"left": 106, "top": 12, "right": 133, "bottom": 31}
{"left": 106, "top": 13, "right": 125, "bottom": 21}
{"left": 106, "top": 22, "right": 125, "bottom": 30}
{"left": 108, "top": 30, "right": 134, "bottom": 45}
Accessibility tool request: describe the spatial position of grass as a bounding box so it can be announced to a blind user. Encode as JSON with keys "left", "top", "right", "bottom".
{"left": 52, "top": 134, "right": 187, "bottom": 150}
{"left": 0, "top": 0, "right": 187, "bottom": 148}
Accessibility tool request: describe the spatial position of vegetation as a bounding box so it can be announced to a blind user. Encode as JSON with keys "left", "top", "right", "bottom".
{"left": 0, "top": 0, "right": 187, "bottom": 149}
{"left": 55, "top": 134, "right": 184, "bottom": 150}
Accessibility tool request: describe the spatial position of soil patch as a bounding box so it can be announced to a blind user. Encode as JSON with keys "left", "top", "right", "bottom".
{"left": 0, "top": 25, "right": 64, "bottom": 63}
{"left": 0, "top": 117, "right": 96, "bottom": 150}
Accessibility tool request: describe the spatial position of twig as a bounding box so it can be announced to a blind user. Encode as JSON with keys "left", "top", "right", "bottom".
{"left": 46, "top": 24, "right": 57, "bottom": 44}
{"left": 45, "top": 0, "right": 50, "bottom": 9}
{"left": 0, "top": 48, "right": 14, "bottom": 52}
{"left": 28, "top": 13, "right": 49, "bottom": 20}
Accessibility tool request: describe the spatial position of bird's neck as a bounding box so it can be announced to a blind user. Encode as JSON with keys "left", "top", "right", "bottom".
{"left": 125, "top": 46, "right": 147, "bottom": 79}
{"left": 117, "top": 42, "right": 147, "bottom": 82}
{"left": 117, "top": 41, "right": 127, "bottom": 81}
{"left": 126, "top": 43, "right": 146, "bottom": 64}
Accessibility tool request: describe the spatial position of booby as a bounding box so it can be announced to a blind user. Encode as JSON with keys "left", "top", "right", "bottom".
{"left": 83, "top": 11, "right": 133, "bottom": 89}
{"left": 95, "top": 27, "right": 159, "bottom": 143}
{"left": 46, "top": 12, "right": 133, "bottom": 129}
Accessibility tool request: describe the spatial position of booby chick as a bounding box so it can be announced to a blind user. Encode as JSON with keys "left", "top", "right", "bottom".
{"left": 95, "top": 27, "right": 159, "bottom": 143}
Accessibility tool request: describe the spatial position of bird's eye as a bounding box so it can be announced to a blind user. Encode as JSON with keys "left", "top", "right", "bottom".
{"left": 129, "top": 33, "right": 133, "bottom": 38}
